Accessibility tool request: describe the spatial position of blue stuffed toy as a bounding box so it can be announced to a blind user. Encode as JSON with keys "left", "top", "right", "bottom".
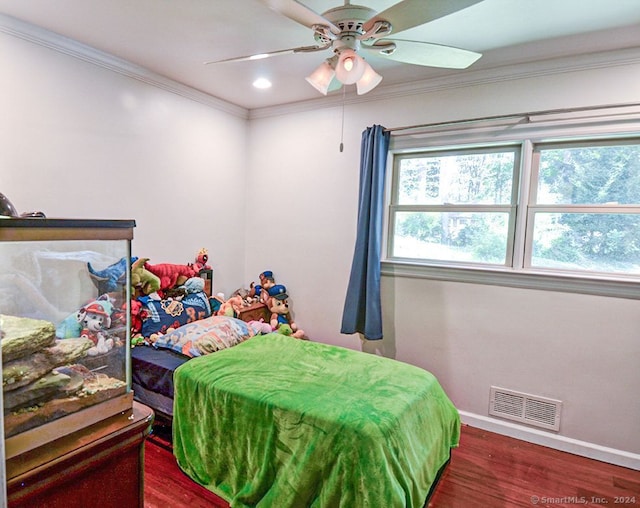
{"left": 87, "top": 256, "right": 138, "bottom": 294}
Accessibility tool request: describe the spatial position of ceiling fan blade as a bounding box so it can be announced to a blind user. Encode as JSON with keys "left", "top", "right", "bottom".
{"left": 260, "top": 0, "right": 340, "bottom": 34}
{"left": 204, "top": 44, "right": 327, "bottom": 65}
{"left": 363, "top": 0, "right": 483, "bottom": 37}
{"left": 366, "top": 39, "right": 482, "bottom": 69}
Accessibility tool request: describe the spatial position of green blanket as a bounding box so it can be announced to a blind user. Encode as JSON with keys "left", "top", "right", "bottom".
{"left": 173, "top": 334, "right": 460, "bottom": 508}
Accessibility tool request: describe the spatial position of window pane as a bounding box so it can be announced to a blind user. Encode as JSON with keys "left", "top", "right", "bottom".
{"left": 397, "top": 151, "right": 515, "bottom": 205}
{"left": 392, "top": 211, "right": 509, "bottom": 264}
{"left": 531, "top": 212, "right": 640, "bottom": 274}
{"left": 537, "top": 143, "right": 640, "bottom": 204}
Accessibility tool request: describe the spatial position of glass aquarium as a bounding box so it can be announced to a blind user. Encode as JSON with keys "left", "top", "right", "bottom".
{"left": 0, "top": 218, "right": 135, "bottom": 457}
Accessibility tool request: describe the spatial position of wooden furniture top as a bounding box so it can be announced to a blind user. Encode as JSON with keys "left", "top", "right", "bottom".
{"left": 6, "top": 401, "right": 154, "bottom": 481}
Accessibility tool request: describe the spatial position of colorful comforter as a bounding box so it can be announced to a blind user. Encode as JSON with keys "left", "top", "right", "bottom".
{"left": 173, "top": 334, "right": 460, "bottom": 508}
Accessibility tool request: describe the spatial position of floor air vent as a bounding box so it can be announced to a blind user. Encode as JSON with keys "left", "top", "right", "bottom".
{"left": 489, "top": 386, "right": 562, "bottom": 431}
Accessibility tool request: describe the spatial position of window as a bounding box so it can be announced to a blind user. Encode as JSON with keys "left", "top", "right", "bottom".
{"left": 390, "top": 146, "right": 519, "bottom": 266}
{"left": 528, "top": 140, "right": 640, "bottom": 275}
{"left": 385, "top": 115, "right": 640, "bottom": 297}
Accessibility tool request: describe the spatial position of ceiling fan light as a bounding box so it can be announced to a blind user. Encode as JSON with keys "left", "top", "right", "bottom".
{"left": 335, "top": 49, "right": 366, "bottom": 85}
{"left": 356, "top": 62, "right": 382, "bottom": 95}
{"left": 305, "top": 61, "right": 336, "bottom": 95}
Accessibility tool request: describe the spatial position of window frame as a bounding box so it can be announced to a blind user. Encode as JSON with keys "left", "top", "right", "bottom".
{"left": 525, "top": 138, "right": 640, "bottom": 276}
{"left": 388, "top": 144, "right": 521, "bottom": 268}
{"left": 382, "top": 107, "right": 640, "bottom": 299}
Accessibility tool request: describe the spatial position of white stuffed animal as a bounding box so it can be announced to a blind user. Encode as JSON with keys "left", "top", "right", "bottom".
{"left": 77, "top": 300, "right": 114, "bottom": 356}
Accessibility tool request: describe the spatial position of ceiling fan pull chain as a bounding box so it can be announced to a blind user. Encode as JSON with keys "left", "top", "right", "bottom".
{"left": 340, "top": 86, "right": 346, "bottom": 152}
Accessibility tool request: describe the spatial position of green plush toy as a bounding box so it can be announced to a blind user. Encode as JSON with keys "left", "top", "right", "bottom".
{"left": 131, "top": 335, "right": 146, "bottom": 348}
{"left": 276, "top": 323, "right": 294, "bottom": 336}
{"left": 131, "top": 257, "right": 161, "bottom": 296}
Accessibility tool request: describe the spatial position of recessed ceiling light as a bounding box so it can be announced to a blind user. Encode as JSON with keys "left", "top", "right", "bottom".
{"left": 253, "top": 78, "right": 272, "bottom": 89}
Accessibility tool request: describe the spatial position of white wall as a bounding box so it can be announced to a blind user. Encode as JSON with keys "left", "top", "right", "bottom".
{"left": 245, "top": 106, "right": 362, "bottom": 340}
{"left": 0, "top": 21, "right": 248, "bottom": 293}
{"left": 247, "top": 52, "right": 640, "bottom": 462}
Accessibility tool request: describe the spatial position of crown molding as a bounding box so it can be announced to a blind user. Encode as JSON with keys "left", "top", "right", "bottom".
{"left": 249, "top": 46, "right": 640, "bottom": 120}
{"left": 0, "top": 13, "right": 249, "bottom": 120}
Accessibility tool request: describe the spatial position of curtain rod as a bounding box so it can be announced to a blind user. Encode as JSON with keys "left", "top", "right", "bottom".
{"left": 385, "top": 102, "right": 640, "bottom": 134}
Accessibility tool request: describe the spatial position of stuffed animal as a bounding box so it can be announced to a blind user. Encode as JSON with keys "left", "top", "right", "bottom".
{"left": 193, "top": 248, "right": 212, "bottom": 272}
{"left": 249, "top": 270, "right": 276, "bottom": 304}
{"left": 130, "top": 299, "right": 148, "bottom": 334}
{"left": 267, "top": 285, "right": 305, "bottom": 339}
{"left": 247, "top": 319, "right": 273, "bottom": 335}
{"left": 230, "top": 286, "right": 258, "bottom": 306}
{"left": 217, "top": 295, "right": 244, "bottom": 318}
{"left": 131, "top": 334, "right": 146, "bottom": 347}
{"left": 77, "top": 298, "right": 115, "bottom": 355}
{"left": 57, "top": 294, "right": 115, "bottom": 340}
{"left": 87, "top": 256, "right": 138, "bottom": 295}
{"left": 56, "top": 313, "right": 82, "bottom": 339}
{"left": 131, "top": 257, "right": 161, "bottom": 296}
{"left": 144, "top": 261, "right": 197, "bottom": 291}
{"left": 182, "top": 276, "right": 205, "bottom": 294}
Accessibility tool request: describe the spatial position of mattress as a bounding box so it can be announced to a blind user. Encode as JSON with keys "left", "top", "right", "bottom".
{"left": 172, "top": 333, "right": 460, "bottom": 508}
{"left": 130, "top": 345, "right": 189, "bottom": 418}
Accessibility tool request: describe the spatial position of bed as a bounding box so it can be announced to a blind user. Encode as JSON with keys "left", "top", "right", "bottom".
{"left": 171, "top": 333, "right": 460, "bottom": 508}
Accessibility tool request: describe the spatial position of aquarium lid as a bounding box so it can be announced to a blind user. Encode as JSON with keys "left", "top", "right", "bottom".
{"left": 0, "top": 218, "right": 136, "bottom": 241}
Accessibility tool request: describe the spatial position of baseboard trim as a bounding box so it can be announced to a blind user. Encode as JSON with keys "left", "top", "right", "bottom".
{"left": 459, "top": 411, "right": 640, "bottom": 471}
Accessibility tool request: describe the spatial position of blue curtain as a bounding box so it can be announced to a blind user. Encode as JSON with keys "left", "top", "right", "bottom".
{"left": 341, "top": 125, "right": 390, "bottom": 340}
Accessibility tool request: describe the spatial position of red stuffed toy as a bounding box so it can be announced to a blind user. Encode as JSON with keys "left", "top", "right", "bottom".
{"left": 130, "top": 299, "right": 148, "bottom": 333}
{"left": 144, "top": 261, "right": 197, "bottom": 291}
{"left": 193, "top": 248, "right": 212, "bottom": 271}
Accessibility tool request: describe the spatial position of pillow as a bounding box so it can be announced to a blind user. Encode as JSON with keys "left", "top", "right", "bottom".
{"left": 140, "top": 291, "right": 211, "bottom": 337}
{"left": 153, "top": 315, "right": 255, "bottom": 357}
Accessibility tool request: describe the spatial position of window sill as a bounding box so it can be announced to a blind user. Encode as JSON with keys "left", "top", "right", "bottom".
{"left": 381, "top": 260, "right": 640, "bottom": 300}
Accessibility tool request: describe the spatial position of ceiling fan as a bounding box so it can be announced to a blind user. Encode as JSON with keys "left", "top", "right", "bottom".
{"left": 205, "top": 0, "right": 484, "bottom": 96}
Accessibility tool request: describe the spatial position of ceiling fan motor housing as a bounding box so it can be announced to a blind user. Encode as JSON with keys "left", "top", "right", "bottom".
{"left": 314, "top": 4, "right": 377, "bottom": 52}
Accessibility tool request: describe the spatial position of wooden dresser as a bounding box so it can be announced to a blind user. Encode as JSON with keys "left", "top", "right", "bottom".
{"left": 237, "top": 302, "right": 270, "bottom": 323}
{"left": 6, "top": 401, "right": 154, "bottom": 508}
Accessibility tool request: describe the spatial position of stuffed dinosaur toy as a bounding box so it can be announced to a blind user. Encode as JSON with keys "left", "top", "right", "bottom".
{"left": 131, "top": 257, "right": 161, "bottom": 296}
{"left": 144, "top": 261, "right": 197, "bottom": 291}
{"left": 87, "top": 256, "right": 138, "bottom": 295}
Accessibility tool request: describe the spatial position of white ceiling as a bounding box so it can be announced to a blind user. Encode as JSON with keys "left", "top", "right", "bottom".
{"left": 2, "top": 0, "right": 640, "bottom": 111}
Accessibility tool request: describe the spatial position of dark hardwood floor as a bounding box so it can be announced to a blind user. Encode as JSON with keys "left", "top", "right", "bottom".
{"left": 143, "top": 423, "right": 640, "bottom": 508}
